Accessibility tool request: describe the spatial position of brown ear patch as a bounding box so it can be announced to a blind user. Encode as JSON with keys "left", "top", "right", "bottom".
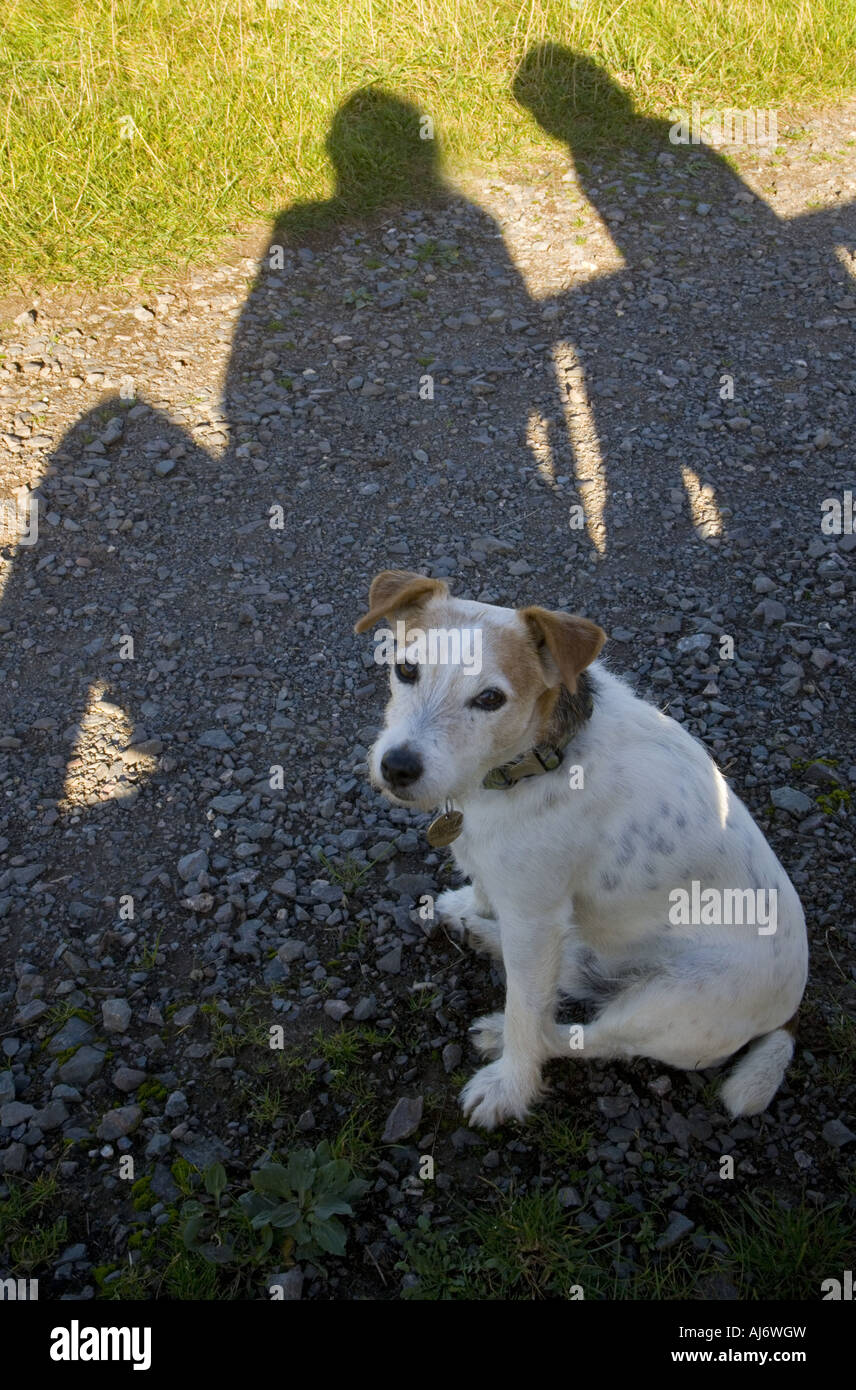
{"left": 354, "top": 570, "right": 449, "bottom": 634}
{"left": 521, "top": 606, "right": 606, "bottom": 692}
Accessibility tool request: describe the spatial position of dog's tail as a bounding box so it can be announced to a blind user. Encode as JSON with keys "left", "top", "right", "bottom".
{"left": 719, "top": 1019, "right": 797, "bottom": 1117}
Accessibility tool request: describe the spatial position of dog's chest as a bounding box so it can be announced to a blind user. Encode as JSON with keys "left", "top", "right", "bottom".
{"left": 451, "top": 781, "right": 575, "bottom": 881}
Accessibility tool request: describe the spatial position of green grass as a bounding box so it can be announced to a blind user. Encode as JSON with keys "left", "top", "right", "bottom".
{"left": 720, "top": 1197, "right": 853, "bottom": 1300}
{"left": 316, "top": 851, "right": 373, "bottom": 893}
{"left": 529, "top": 1109, "right": 596, "bottom": 1162}
{"left": 2, "top": 0, "right": 854, "bottom": 288}
{"left": 98, "top": 1214, "right": 226, "bottom": 1300}
{"left": 394, "top": 1187, "right": 854, "bottom": 1300}
{"left": 0, "top": 1171, "right": 68, "bottom": 1273}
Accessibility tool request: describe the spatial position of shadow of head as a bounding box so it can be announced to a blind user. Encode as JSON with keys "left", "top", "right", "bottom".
{"left": 268, "top": 85, "right": 444, "bottom": 249}
{"left": 512, "top": 45, "right": 641, "bottom": 148}
{"left": 327, "top": 86, "right": 442, "bottom": 212}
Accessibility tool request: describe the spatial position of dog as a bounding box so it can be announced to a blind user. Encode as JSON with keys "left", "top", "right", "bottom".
{"left": 355, "top": 569, "right": 808, "bottom": 1130}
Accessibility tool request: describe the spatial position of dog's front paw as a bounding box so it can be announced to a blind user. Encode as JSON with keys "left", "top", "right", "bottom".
{"left": 469, "top": 1011, "right": 505, "bottom": 1060}
{"left": 435, "top": 886, "right": 478, "bottom": 934}
{"left": 459, "top": 1060, "right": 538, "bottom": 1130}
{"left": 436, "top": 888, "right": 502, "bottom": 960}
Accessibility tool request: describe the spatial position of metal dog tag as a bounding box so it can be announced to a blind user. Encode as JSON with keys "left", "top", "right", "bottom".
{"left": 426, "top": 805, "right": 463, "bottom": 848}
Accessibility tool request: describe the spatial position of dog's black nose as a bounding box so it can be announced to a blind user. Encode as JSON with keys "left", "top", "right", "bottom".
{"left": 381, "top": 746, "right": 423, "bottom": 790}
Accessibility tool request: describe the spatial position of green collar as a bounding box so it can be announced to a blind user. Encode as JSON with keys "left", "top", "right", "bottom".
{"left": 481, "top": 676, "right": 593, "bottom": 791}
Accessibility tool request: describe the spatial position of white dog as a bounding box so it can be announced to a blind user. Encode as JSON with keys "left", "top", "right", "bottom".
{"left": 356, "top": 570, "right": 808, "bottom": 1130}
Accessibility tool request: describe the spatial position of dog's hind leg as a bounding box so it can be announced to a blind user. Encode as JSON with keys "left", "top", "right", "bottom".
{"left": 541, "top": 974, "right": 753, "bottom": 1072}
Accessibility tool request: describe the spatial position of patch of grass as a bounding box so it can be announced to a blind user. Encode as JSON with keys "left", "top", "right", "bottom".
{"left": 823, "top": 1011, "right": 856, "bottom": 1070}
{"left": 170, "top": 1157, "right": 198, "bottom": 1200}
{"left": 407, "top": 986, "right": 439, "bottom": 1013}
{"left": 317, "top": 851, "right": 373, "bottom": 893}
{"left": 316, "top": 1024, "right": 394, "bottom": 1074}
{"left": 97, "top": 1215, "right": 225, "bottom": 1300}
{"left": 339, "top": 921, "right": 369, "bottom": 951}
{"left": 269, "top": 1050, "right": 315, "bottom": 1096}
{"left": 394, "top": 1186, "right": 851, "bottom": 1300}
{"left": 720, "top": 1197, "right": 852, "bottom": 1300}
{"left": 0, "top": 1171, "right": 68, "bottom": 1274}
{"left": 246, "top": 1082, "right": 285, "bottom": 1129}
{"left": 529, "top": 1110, "right": 596, "bottom": 1162}
{"left": 394, "top": 1187, "right": 628, "bottom": 1299}
{"left": 135, "top": 927, "right": 164, "bottom": 970}
{"left": 45, "top": 1003, "right": 94, "bottom": 1029}
{"left": 329, "top": 1079, "right": 382, "bottom": 1167}
{"left": 2, "top": 0, "right": 854, "bottom": 286}
{"left": 199, "top": 1003, "right": 238, "bottom": 1060}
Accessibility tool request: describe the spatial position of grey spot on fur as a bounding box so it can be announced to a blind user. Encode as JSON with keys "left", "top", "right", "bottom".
{"left": 616, "top": 832, "right": 636, "bottom": 867}
{"left": 650, "top": 835, "right": 676, "bottom": 856}
{"left": 600, "top": 870, "right": 621, "bottom": 892}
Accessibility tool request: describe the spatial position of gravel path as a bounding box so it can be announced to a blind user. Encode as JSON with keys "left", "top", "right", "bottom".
{"left": 0, "top": 93, "right": 854, "bottom": 1300}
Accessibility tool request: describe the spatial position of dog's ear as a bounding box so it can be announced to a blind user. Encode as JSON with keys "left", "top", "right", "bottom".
{"left": 521, "top": 606, "right": 606, "bottom": 692}
{"left": 354, "top": 570, "right": 449, "bottom": 634}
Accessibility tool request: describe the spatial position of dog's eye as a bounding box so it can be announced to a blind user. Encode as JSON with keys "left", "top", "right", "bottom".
{"left": 394, "top": 658, "right": 419, "bottom": 684}
{"left": 471, "top": 687, "right": 506, "bottom": 711}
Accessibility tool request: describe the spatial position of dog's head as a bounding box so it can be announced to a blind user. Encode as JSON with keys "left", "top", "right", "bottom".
{"left": 355, "top": 569, "right": 606, "bottom": 809}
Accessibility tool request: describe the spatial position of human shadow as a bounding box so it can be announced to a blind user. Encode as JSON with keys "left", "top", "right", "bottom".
{"left": 0, "top": 87, "right": 574, "bottom": 952}
{"left": 222, "top": 85, "right": 568, "bottom": 502}
{"left": 512, "top": 45, "right": 856, "bottom": 556}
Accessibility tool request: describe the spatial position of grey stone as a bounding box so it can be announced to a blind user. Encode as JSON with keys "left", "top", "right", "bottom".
{"left": 58, "top": 1046, "right": 106, "bottom": 1086}
{"left": 822, "top": 1119, "right": 856, "bottom": 1148}
{"left": 112, "top": 1067, "right": 147, "bottom": 1093}
{"left": 657, "top": 1212, "right": 695, "bottom": 1249}
{"left": 771, "top": 786, "right": 813, "bottom": 815}
{"left": 47, "top": 1015, "right": 93, "bottom": 1055}
{"left": 35, "top": 1100, "right": 68, "bottom": 1131}
{"left": 1, "top": 1101, "right": 36, "bottom": 1128}
{"left": 382, "top": 1096, "right": 423, "bottom": 1143}
{"left": 164, "top": 1090, "right": 188, "bottom": 1118}
{"left": 1, "top": 1142, "right": 27, "bottom": 1173}
{"left": 177, "top": 849, "right": 209, "bottom": 881}
{"left": 377, "top": 945, "right": 402, "bottom": 975}
{"left": 197, "top": 729, "right": 235, "bottom": 751}
{"left": 101, "top": 998, "right": 132, "bottom": 1033}
{"left": 97, "top": 1105, "right": 142, "bottom": 1140}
